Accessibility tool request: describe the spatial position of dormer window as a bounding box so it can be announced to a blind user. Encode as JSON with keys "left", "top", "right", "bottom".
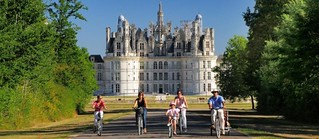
{"left": 177, "top": 42, "right": 181, "bottom": 49}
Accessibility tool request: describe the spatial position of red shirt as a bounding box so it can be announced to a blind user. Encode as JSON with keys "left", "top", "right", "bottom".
{"left": 92, "top": 100, "right": 105, "bottom": 111}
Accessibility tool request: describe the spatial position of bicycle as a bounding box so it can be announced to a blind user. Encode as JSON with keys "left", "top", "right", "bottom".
{"left": 167, "top": 116, "right": 177, "bottom": 138}
{"left": 134, "top": 107, "right": 144, "bottom": 135}
{"left": 210, "top": 108, "right": 222, "bottom": 138}
{"left": 177, "top": 107, "right": 187, "bottom": 134}
{"left": 94, "top": 112, "right": 103, "bottom": 136}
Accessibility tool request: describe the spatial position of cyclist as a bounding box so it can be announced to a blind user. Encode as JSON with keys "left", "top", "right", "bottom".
{"left": 208, "top": 90, "right": 225, "bottom": 135}
{"left": 174, "top": 90, "right": 188, "bottom": 132}
{"left": 132, "top": 91, "right": 148, "bottom": 133}
{"left": 92, "top": 95, "right": 106, "bottom": 133}
{"left": 166, "top": 101, "right": 180, "bottom": 135}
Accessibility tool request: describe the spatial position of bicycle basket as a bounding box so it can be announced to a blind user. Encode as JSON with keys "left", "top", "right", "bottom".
{"left": 136, "top": 107, "right": 144, "bottom": 115}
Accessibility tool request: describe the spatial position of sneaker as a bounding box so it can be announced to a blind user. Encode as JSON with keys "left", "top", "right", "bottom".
{"left": 222, "top": 129, "right": 225, "bottom": 135}
{"left": 211, "top": 124, "right": 215, "bottom": 129}
{"left": 167, "top": 123, "right": 171, "bottom": 126}
{"left": 173, "top": 132, "right": 177, "bottom": 135}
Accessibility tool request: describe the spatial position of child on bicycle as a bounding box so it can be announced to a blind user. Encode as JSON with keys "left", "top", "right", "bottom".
{"left": 92, "top": 95, "right": 106, "bottom": 133}
{"left": 165, "top": 101, "right": 180, "bottom": 135}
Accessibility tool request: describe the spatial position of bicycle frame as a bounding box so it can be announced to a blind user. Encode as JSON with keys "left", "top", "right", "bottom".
{"left": 134, "top": 107, "right": 144, "bottom": 135}
{"left": 96, "top": 112, "right": 103, "bottom": 136}
{"left": 210, "top": 108, "right": 221, "bottom": 138}
{"left": 168, "top": 117, "right": 176, "bottom": 138}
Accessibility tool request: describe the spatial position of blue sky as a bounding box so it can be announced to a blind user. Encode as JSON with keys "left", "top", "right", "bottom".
{"left": 75, "top": 0, "right": 255, "bottom": 56}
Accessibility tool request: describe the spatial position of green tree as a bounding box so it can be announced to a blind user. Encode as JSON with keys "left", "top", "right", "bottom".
{"left": 47, "top": 0, "right": 97, "bottom": 113}
{"left": 243, "top": 0, "right": 289, "bottom": 97}
{"left": 0, "top": 0, "right": 58, "bottom": 129}
{"left": 266, "top": 0, "right": 319, "bottom": 122}
{"left": 214, "top": 35, "right": 254, "bottom": 109}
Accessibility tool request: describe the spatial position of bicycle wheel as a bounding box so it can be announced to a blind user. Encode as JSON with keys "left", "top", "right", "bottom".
{"left": 140, "top": 116, "right": 144, "bottom": 135}
{"left": 97, "top": 119, "right": 102, "bottom": 136}
{"left": 210, "top": 125, "right": 213, "bottom": 136}
{"left": 215, "top": 118, "right": 221, "bottom": 138}
{"left": 138, "top": 116, "right": 142, "bottom": 135}
{"left": 168, "top": 124, "right": 173, "bottom": 138}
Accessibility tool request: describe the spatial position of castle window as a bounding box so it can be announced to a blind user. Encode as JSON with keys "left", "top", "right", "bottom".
{"left": 203, "top": 61, "right": 206, "bottom": 68}
{"left": 172, "top": 73, "right": 175, "bottom": 80}
{"left": 153, "top": 61, "right": 157, "bottom": 69}
{"left": 159, "top": 61, "right": 163, "bottom": 69}
{"left": 164, "top": 61, "right": 168, "bottom": 69}
{"left": 206, "top": 41, "right": 210, "bottom": 48}
{"left": 177, "top": 42, "right": 181, "bottom": 49}
{"left": 208, "top": 72, "right": 211, "bottom": 80}
{"left": 159, "top": 73, "right": 163, "bottom": 80}
{"left": 116, "top": 84, "right": 120, "bottom": 92}
{"left": 164, "top": 72, "right": 168, "bottom": 80}
{"left": 208, "top": 61, "right": 211, "bottom": 68}
{"left": 115, "top": 72, "right": 120, "bottom": 80}
{"left": 139, "top": 73, "right": 144, "bottom": 80}
{"left": 117, "top": 52, "right": 121, "bottom": 56}
{"left": 146, "top": 73, "right": 149, "bottom": 80}
{"left": 208, "top": 83, "right": 211, "bottom": 91}
{"left": 206, "top": 51, "right": 209, "bottom": 55}
{"left": 140, "top": 43, "right": 144, "bottom": 50}
{"left": 98, "top": 73, "right": 102, "bottom": 81}
{"left": 140, "top": 52, "right": 144, "bottom": 57}
{"left": 177, "top": 52, "right": 181, "bottom": 56}
{"left": 153, "top": 73, "right": 157, "bottom": 80}
{"left": 140, "top": 84, "right": 144, "bottom": 92}
{"left": 140, "top": 62, "right": 144, "bottom": 69}
{"left": 117, "top": 42, "right": 121, "bottom": 49}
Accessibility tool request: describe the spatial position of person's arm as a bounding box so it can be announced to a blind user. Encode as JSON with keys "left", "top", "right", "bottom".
{"left": 184, "top": 97, "right": 188, "bottom": 108}
{"left": 144, "top": 98, "right": 148, "bottom": 108}
{"left": 165, "top": 109, "right": 170, "bottom": 116}
{"left": 174, "top": 97, "right": 178, "bottom": 105}
{"left": 207, "top": 98, "right": 212, "bottom": 109}
{"left": 220, "top": 96, "right": 225, "bottom": 109}
{"left": 132, "top": 99, "right": 138, "bottom": 108}
{"left": 92, "top": 102, "right": 96, "bottom": 109}
{"left": 102, "top": 101, "right": 107, "bottom": 110}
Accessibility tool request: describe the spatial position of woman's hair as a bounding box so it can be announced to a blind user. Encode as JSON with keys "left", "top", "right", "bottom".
{"left": 176, "top": 90, "right": 183, "bottom": 95}
{"left": 138, "top": 91, "right": 144, "bottom": 98}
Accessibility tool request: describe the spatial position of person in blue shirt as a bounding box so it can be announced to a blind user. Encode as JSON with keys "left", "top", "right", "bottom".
{"left": 208, "top": 90, "right": 225, "bottom": 135}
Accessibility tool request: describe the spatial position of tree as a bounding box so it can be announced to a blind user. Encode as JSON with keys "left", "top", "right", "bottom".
{"left": 214, "top": 35, "right": 254, "bottom": 109}
{"left": 47, "top": 0, "right": 97, "bottom": 113}
{"left": 243, "top": 0, "right": 289, "bottom": 97}
{"left": 268, "top": 0, "right": 319, "bottom": 122}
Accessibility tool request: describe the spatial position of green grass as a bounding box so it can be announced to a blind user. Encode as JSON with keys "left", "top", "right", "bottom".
{"left": 237, "top": 128, "right": 285, "bottom": 139}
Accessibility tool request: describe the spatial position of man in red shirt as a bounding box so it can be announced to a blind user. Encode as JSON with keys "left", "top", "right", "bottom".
{"left": 92, "top": 95, "right": 106, "bottom": 132}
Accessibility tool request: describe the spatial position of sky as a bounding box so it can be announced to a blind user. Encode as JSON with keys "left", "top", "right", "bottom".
{"left": 75, "top": 0, "right": 255, "bottom": 56}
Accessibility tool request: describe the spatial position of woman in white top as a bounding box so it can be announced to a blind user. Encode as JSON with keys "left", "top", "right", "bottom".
{"left": 174, "top": 90, "right": 188, "bottom": 132}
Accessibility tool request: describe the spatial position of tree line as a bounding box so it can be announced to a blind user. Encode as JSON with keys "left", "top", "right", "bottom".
{"left": 214, "top": 0, "right": 319, "bottom": 123}
{"left": 0, "top": 0, "right": 97, "bottom": 129}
